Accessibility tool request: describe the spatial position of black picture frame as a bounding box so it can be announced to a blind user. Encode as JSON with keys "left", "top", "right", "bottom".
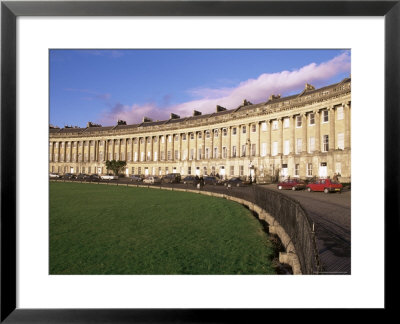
{"left": 1, "top": 1, "right": 398, "bottom": 321}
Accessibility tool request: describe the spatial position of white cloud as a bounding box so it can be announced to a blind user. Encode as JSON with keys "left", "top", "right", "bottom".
{"left": 99, "top": 51, "right": 350, "bottom": 125}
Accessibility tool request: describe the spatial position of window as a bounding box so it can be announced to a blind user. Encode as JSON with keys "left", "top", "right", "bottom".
{"left": 132, "top": 167, "right": 135, "bottom": 174}
{"left": 168, "top": 135, "right": 172, "bottom": 143}
{"left": 138, "top": 167, "right": 142, "bottom": 175}
{"left": 153, "top": 137, "right": 157, "bottom": 143}
{"left": 147, "top": 137, "right": 151, "bottom": 144}
{"left": 223, "top": 128, "right": 227, "bottom": 136}
{"left": 175, "top": 135, "right": 179, "bottom": 142}
{"left": 134, "top": 138, "right": 138, "bottom": 144}
{"left": 309, "top": 137, "right": 315, "bottom": 153}
{"left": 214, "top": 129, "right": 218, "bottom": 137}
{"left": 251, "top": 144, "right": 256, "bottom": 156}
{"left": 283, "top": 118, "right": 290, "bottom": 128}
{"left": 140, "top": 138, "right": 144, "bottom": 144}
{"left": 323, "top": 135, "right": 329, "bottom": 152}
{"left": 188, "top": 167, "right": 192, "bottom": 175}
{"left": 182, "top": 133, "right": 186, "bottom": 140}
{"left": 198, "top": 148, "right": 202, "bottom": 160}
{"left": 140, "top": 152, "right": 145, "bottom": 161}
{"left": 295, "top": 164, "right": 299, "bottom": 176}
{"left": 232, "top": 146, "right": 237, "bottom": 157}
{"left": 159, "top": 167, "right": 162, "bottom": 175}
{"left": 203, "top": 166, "right": 207, "bottom": 175}
{"left": 239, "top": 165, "right": 244, "bottom": 176}
{"left": 165, "top": 167, "right": 168, "bottom": 174}
{"left": 284, "top": 140, "right": 290, "bottom": 155}
{"left": 88, "top": 167, "right": 91, "bottom": 174}
{"left": 307, "top": 163, "right": 313, "bottom": 176}
{"left": 232, "top": 127, "right": 237, "bottom": 135}
{"left": 322, "top": 110, "right": 329, "bottom": 123}
{"left": 222, "top": 147, "right": 227, "bottom": 159}
{"left": 337, "top": 106, "right": 344, "bottom": 120}
{"left": 167, "top": 151, "right": 171, "bottom": 160}
{"left": 154, "top": 152, "right": 158, "bottom": 161}
{"left": 251, "top": 124, "right": 256, "bottom": 133}
{"left": 272, "top": 120, "right": 279, "bottom": 130}
{"left": 261, "top": 122, "right": 267, "bottom": 131}
{"left": 272, "top": 142, "right": 278, "bottom": 156}
{"left": 198, "top": 132, "right": 202, "bottom": 139}
{"left": 296, "top": 116, "right": 302, "bottom": 127}
{"left": 82, "top": 167, "right": 85, "bottom": 173}
{"left": 261, "top": 143, "right": 267, "bottom": 157}
{"left": 309, "top": 113, "right": 315, "bottom": 125}
{"left": 206, "top": 130, "right": 210, "bottom": 138}
{"left": 161, "top": 136, "right": 165, "bottom": 144}
{"left": 337, "top": 133, "right": 344, "bottom": 150}
{"left": 190, "top": 149, "right": 194, "bottom": 160}
{"left": 108, "top": 153, "right": 112, "bottom": 160}
{"left": 134, "top": 152, "right": 138, "bottom": 162}
{"left": 147, "top": 151, "right": 151, "bottom": 161}
{"left": 242, "top": 126, "right": 246, "bottom": 134}
{"left": 175, "top": 150, "right": 179, "bottom": 160}
{"left": 241, "top": 144, "right": 246, "bottom": 157}
{"left": 296, "top": 139, "right": 302, "bottom": 154}
{"left": 230, "top": 166, "right": 235, "bottom": 176}
{"left": 190, "top": 133, "right": 194, "bottom": 140}
{"left": 160, "top": 151, "right": 164, "bottom": 161}
{"left": 127, "top": 152, "right": 131, "bottom": 162}
{"left": 213, "top": 147, "right": 218, "bottom": 158}
{"left": 205, "top": 148, "right": 209, "bottom": 159}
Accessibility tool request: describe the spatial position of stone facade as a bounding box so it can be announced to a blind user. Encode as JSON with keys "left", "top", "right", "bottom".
{"left": 49, "top": 78, "right": 351, "bottom": 182}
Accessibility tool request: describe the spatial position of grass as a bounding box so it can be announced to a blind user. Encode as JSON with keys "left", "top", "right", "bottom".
{"left": 50, "top": 182, "right": 276, "bottom": 274}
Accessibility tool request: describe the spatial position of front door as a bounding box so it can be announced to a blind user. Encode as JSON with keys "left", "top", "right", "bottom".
{"left": 319, "top": 163, "right": 327, "bottom": 178}
{"left": 97, "top": 167, "right": 102, "bottom": 174}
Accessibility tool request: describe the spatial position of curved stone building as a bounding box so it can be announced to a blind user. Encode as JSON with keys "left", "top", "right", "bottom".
{"left": 49, "top": 78, "right": 351, "bottom": 182}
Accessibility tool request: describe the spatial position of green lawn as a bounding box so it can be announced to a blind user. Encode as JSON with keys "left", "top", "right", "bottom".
{"left": 50, "top": 182, "right": 276, "bottom": 274}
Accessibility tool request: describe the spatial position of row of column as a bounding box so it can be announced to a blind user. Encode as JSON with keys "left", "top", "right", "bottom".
{"left": 50, "top": 103, "right": 350, "bottom": 163}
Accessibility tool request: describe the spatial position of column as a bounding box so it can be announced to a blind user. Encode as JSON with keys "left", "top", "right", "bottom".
{"left": 266, "top": 120, "right": 271, "bottom": 156}
{"left": 228, "top": 126, "right": 232, "bottom": 158}
{"left": 237, "top": 125, "right": 241, "bottom": 157}
{"left": 328, "top": 107, "right": 335, "bottom": 151}
{"left": 219, "top": 128, "right": 223, "bottom": 159}
{"left": 246, "top": 124, "right": 250, "bottom": 157}
{"left": 279, "top": 118, "right": 283, "bottom": 155}
{"left": 344, "top": 102, "right": 351, "bottom": 149}
{"left": 256, "top": 122, "right": 261, "bottom": 157}
{"left": 150, "top": 136, "right": 154, "bottom": 161}
{"left": 315, "top": 110, "right": 321, "bottom": 152}
{"left": 202, "top": 130, "right": 206, "bottom": 158}
{"left": 291, "top": 116, "right": 296, "bottom": 154}
{"left": 211, "top": 129, "right": 214, "bottom": 159}
{"left": 195, "top": 131, "right": 198, "bottom": 160}
{"left": 302, "top": 113, "right": 308, "bottom": 153}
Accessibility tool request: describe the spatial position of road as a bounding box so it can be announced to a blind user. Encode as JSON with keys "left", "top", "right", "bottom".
{"left": 261, "top": 184, "right": 351, "bottom": 274}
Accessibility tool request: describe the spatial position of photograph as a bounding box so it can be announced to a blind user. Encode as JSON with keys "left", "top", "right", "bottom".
{"left": 49, "top": 49, "right": 351, "bottom": 275}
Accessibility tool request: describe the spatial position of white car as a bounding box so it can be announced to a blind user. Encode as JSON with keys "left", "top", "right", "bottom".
{"left": 143, "top": 176, "right": 161, "bottom": 184}
{"left": 49, "top": 173, "right": 61, "bottom": 178}
{"left": 100, "top": 174, "right": 118, "bottom": 180}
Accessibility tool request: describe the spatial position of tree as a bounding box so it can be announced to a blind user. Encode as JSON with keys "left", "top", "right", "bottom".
{"left": 105, "top": 160, "right": 127, "bottom": 176}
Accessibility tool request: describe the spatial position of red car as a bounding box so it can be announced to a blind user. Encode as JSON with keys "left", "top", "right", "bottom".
{"left": 306, "top": 178, "right": 343, "bottom": 193}
{"left": 277, "top": 179, "right": 306, "bottom": 191}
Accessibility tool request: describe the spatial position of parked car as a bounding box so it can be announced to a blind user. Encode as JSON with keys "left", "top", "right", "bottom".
{"left": 277, "top": 179, "right": 306, "bottom": 191}
{"left": 183, "top": 175, "right": 198, "bottom": 186}
{"left": 203, "top": 176, "right": 218, "bottom": 185}
{"left": 49, "top": 173, "right": 61, "bottom": 178}
{"left": 143, "top": 176, "right": 162, "bottom": 184}
{"left": 162, "top": 173, "right": 181, "bottom": 184}
{"left": 100, "top": 174, "right": 118, "bottom": 180}
{"left": 130, "top": 174, "right": 144, "bottom": 182}
{"left": 63, "top": 173, "right": 76, "bottom": 180}
{"left": 76, "top": 173, "right": 89, "bottom": 180}
{"left": 224, "top": 177, "right": 244, "bottom": 187}
{"left": 306, "top": 178, "right": 343, "bottom": 193}
{"left": 87, "top": 174, "right": 101, "bottom": 181}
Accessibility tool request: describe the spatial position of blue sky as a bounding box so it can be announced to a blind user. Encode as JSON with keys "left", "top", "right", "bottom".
{"left": 50, "top": 49, "right": 351, "bottom": 128}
